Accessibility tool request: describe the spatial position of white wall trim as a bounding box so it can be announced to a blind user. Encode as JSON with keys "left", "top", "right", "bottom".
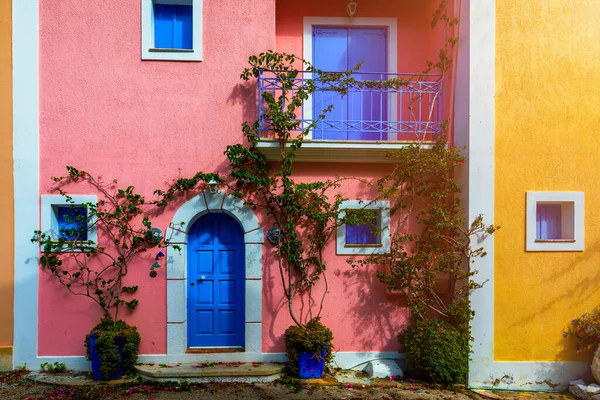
{"left": 31, "top": 351, "right": 405, "bottom": 372}
{"left": 12, "top": 0, "right": 40, "bottom": 369}
{"left": 460, "top": 0, "right": 497, "bottom": 388}
{"left": 141, "top": 0, "right": 203, "bottom": 61}
{"left": 302, "top": 17, "right": 398, "bottom": 139}
{"left": 165, "top": 190, "right": 265, "bottom": 360}
{"left": 525, "top": 191, "right": 584, "bottom": 251}
{"left": 336, "top": 200, "right": 390, "bottom": 255}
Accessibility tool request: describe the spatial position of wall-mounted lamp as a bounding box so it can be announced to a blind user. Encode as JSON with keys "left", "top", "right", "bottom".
{"left": 347, "top": 0, "right": 358, "bottom": 17}
{"left": 208, "top": 178, "right": 218, "bottom": 194}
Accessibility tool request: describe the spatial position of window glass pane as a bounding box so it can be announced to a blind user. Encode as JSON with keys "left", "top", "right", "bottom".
{"left": 58, "top": 206, "right": 88, "bottom": 241}
{"left": 536, "top": 204, "right": 561, "bottom": 240}
{"left": 345, "top": 210, "right": 380, "bottom": 245}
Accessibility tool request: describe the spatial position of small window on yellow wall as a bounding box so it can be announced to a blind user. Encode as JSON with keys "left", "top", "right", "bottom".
{"left": 526, "top": 192, "right": 583, "bottom": 251}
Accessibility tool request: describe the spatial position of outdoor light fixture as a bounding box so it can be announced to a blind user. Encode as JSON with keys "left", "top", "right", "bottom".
{"left": 347, "top": 0, "right": 358, "bottom": 17}
{"left": 208, "top": 178, "right": 218, "bottom": 194}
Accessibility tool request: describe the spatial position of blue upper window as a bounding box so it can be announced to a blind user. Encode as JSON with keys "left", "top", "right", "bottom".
{"left": 57, "top": 206, "right": 88, "bottom": 241}
{"left": 154, "top": 3, "right": 193, "bottom": 49}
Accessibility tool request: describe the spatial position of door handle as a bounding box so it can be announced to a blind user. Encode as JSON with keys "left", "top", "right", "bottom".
{"left": 190, "top": 282, "right": 195, "bottom": 286}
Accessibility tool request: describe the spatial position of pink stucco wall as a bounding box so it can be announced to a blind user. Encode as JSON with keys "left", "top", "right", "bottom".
{"left": 39, "top": 0, "right": 447, "bottom": 356}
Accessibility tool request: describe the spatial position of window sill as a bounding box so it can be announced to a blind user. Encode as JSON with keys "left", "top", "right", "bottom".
{"left": 345, "top": 244, "right": 383, "bottom": 248}
{"left": 142, "top": 48, "right": 202, "bottom": 61}
{"left": 149, "top": 48, "right": 195, "bottom": 53}
{"left": 534, "top": 239, "right": 576, "bottom": 243}
{"left": 256, "top": 139, "right": 436, "bottom": 163}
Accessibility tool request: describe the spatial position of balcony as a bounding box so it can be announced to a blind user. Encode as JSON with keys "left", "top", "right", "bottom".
{"left": 256, "top": 70, "right": 444, "bottom": 163}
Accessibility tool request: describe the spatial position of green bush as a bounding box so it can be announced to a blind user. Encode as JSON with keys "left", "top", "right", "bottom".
{"left": 84, "top": 315, "right": 141, "bottom": 380}
{"left": 399, "top": 318, "right": 469, "bottom": 384}
{"left": 284, "top": 318, "right": 333, "bottom": 377}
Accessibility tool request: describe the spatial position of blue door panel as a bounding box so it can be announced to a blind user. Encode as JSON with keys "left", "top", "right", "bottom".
{"left": 313, "top": 28, "right": 348, "bottom": 140}
{"left": 312, "top": 26, "right": 388, "bottom": 140}
{"left": 188, "top": 214, "right": 245, "bottom": 347}
{"left": 348, "top": 28, "right": 387, "bottom": 140}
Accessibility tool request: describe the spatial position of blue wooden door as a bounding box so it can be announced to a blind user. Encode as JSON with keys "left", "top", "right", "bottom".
{"left": 187, "top": 213, "right": 245, "bottom": 348}
{"left": 312, "top": 27, "right": 388, "bottom": 140}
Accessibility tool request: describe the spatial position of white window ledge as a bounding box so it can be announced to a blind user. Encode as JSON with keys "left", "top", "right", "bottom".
{"left": 256, "top": 140, "right": 436, "bottom": 163}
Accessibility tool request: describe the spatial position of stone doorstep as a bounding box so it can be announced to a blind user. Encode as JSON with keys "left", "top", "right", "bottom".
{"left": 135, "top": 362, "right": 285, "bottom": 379}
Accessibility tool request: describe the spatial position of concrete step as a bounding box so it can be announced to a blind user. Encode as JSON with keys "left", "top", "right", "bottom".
{"left": 134, "top": 362, "right": 285, "bottom": 383}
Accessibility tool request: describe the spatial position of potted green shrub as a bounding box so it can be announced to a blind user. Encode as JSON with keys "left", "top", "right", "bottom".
{"left": 285, "top": 318, "right": 333, "bottom": 379}
{"left": 33, "top": 167, "right": 178, "bottom": 380}
{"left": 565, "top": 306, "right": 600, "bottom": 383}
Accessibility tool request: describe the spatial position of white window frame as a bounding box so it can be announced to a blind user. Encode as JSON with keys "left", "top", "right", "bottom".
{"left": 141, "top": 0, "right": 203, "bottom": 61}
{"left": 41, "top": 195, "right": 98, "bottom": 250}
{"left": 336, "top": 200, "right": 391, "bottom": 255}
{"left": 526, "top": 191, "right": 584, "bottom": 251}
{"left": 302, "top": 17, "right": 398, "bottom": 139}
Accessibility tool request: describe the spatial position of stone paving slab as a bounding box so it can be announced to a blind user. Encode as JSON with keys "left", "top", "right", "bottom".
{"left": 25, "top": 371, "right": 137, "bottom": 386}
{"left": 135, "top": 362, "right": 285, "bottom": 383}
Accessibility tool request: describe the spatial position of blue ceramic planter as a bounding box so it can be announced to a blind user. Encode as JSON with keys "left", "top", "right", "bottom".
{"left": 298, "top": 348, "right": 326, "bottom": 379}
{"left": 89, "top": 333, "right": 125, "bottom": 381}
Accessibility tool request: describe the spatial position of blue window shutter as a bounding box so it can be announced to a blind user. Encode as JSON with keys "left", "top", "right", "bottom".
{"left": 154, "top": 4, "right": 175, "bottom": 48}
{"left": 175, "top": 5, "right": 193, "bottom": 49}
{"left": 58, "top": 206, "right": 88, "bottom": 241}
{"left": 536, "top": 204, "right": 562, "bottom": 240}
{"left": 154, "top": 4, "right": 193, "bottom": 49}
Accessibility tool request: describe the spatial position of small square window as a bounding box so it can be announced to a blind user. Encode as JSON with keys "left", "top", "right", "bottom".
{"left": 142, "top": 0, "right": 203, "bottom": 61}
{"left": 56, "top": 206, "right": 88, "bottom": 241}
{"left": 337, "top": 200, "right": 390, "bottom": 255}
{"left": 526, "top": 192, "right": 584, "bottom": 251}
{"left": 41, "top": 195, "right": 98, "bottom": 251}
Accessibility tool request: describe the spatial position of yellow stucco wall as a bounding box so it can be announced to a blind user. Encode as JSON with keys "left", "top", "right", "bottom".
{"left": 0, "top": 0, "right": 13, "bottom": 355}
{"left": 495, "top": 0, "right": 600, "bottom": 361}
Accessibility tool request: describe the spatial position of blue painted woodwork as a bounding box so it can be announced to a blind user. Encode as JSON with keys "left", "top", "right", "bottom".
{"left": 187, "top": 213, "right": 245, "bottom": 348}
{"left": 313, "top": 27, "right": 387, "bottom": 140}
{"left": 345, "top": 211, "right": 380, "bottom": 245}
{"left": 57, "top": 206, "right": 88, "bottom": 241}
{"left": 536, "top": 204, "right": 562, "bottom": 240}
{"left": 154, "top": 4, "right": 193, "bottom": 49}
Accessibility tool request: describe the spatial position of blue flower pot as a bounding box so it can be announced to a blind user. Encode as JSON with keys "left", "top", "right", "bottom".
{"left": 298, "top": 348, "right": 326, "bottom": 379}
{"left": 89, "top": 333, "right": 125, "bottom": 380}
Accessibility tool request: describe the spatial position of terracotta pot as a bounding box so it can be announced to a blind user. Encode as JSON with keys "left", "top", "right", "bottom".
{"left": 593, "top": 344, "right": 600, "bottom": 384}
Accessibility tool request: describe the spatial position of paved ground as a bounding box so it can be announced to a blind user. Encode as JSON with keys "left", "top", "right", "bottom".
{"left": 0, "top": 369, "right": 578, "bottom": 400}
